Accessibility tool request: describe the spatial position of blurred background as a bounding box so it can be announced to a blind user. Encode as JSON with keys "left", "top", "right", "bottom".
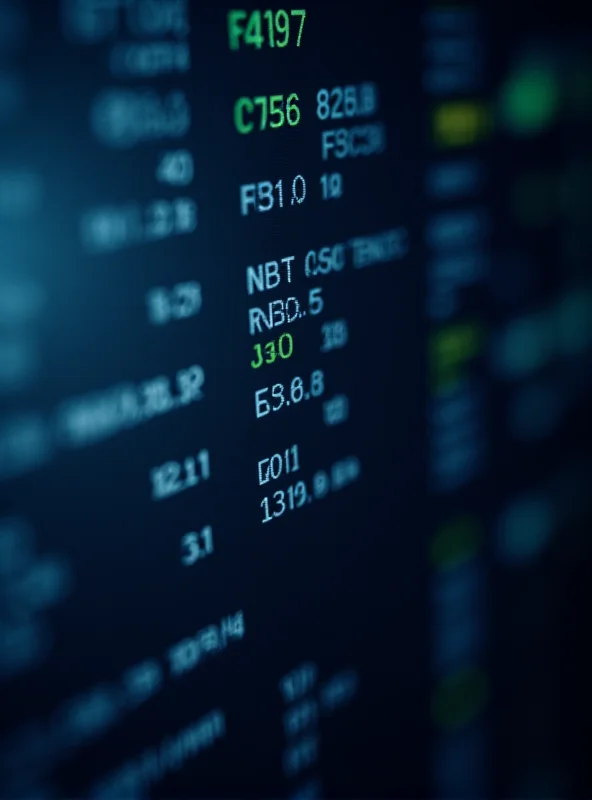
{"left": 1, "top": 1, "right": 591, "bottom": 798}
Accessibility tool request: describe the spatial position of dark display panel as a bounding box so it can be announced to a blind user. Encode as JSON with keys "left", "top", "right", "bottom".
{"left": 1, "top": 2, "right": 591, "bottom": 798}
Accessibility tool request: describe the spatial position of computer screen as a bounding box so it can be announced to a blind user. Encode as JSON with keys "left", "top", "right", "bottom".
{"left": 1, "top": 1, "right": 591, "bottom": 797}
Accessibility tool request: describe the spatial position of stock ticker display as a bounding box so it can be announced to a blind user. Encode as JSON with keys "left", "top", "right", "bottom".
{"left": 1, "top": 1, "right": 592, "bottom": 798}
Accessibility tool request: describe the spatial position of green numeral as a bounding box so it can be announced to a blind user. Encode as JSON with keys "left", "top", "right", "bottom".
{"left": 228, "top": 9, "right": 307, "bottom": 50}
{"left": 244, "top": 10, "right": 264, "bottom": 48}
{"left": 291, "top": 10, "right": 306, "bottom": 46}
{"left": 252, "top": 334, "right": 294, "bottom": 367}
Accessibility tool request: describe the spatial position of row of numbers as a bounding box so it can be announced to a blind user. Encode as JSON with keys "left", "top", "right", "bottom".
{"left": 316, "top": 84, "right": 378, "bottom": 121}
{"left": 57, "top": 365, "right": 205, "bottom": 447}
{"left": 254, "top": 370, "right": 324, "bottom": 418}
{"left": 151, "top": 449, "right": 210, "bottom": 501}
{"left": 243, "top": 227, "right": 405, "bottom": 288}
{"left": 260, "top": 456, "right": 361, "bottom": 523}
{"left": 81, "top": 197, "right": 197, "bottom": 254}
{"left": 233, "top": 83, "right": 378, "bottom": 136}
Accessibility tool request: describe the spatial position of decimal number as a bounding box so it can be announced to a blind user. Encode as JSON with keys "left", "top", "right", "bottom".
{"left": 228, "top": 9, "right": 306, "bottom": 50}
{"left": 146, "top": 281, "right": 201, "bottom": 325}
{"left": 235, "top": 94, "right": 300, "bottom": 134}
{"left": 304, "top": 244, "right": 345, "bottom": 277}
{"left": 248, "top": 288, "right": 323, "bottom": 335}
{"left": 251, "top": 332, "right": 294, "bottom": 368}
{"left": 255, "top": 370, "right": 324, "bottom": 418}
{"left": 240, "top": 174, "right": 306, "bottom": 216}
{"left": 151, "top": 449, "right": 210, "bottom": 501}
{"left": 181, "top": 525, "right": 214, "bottom": 566}
{"left": 316, "top": 83, "right": 378, "bottom": 121}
